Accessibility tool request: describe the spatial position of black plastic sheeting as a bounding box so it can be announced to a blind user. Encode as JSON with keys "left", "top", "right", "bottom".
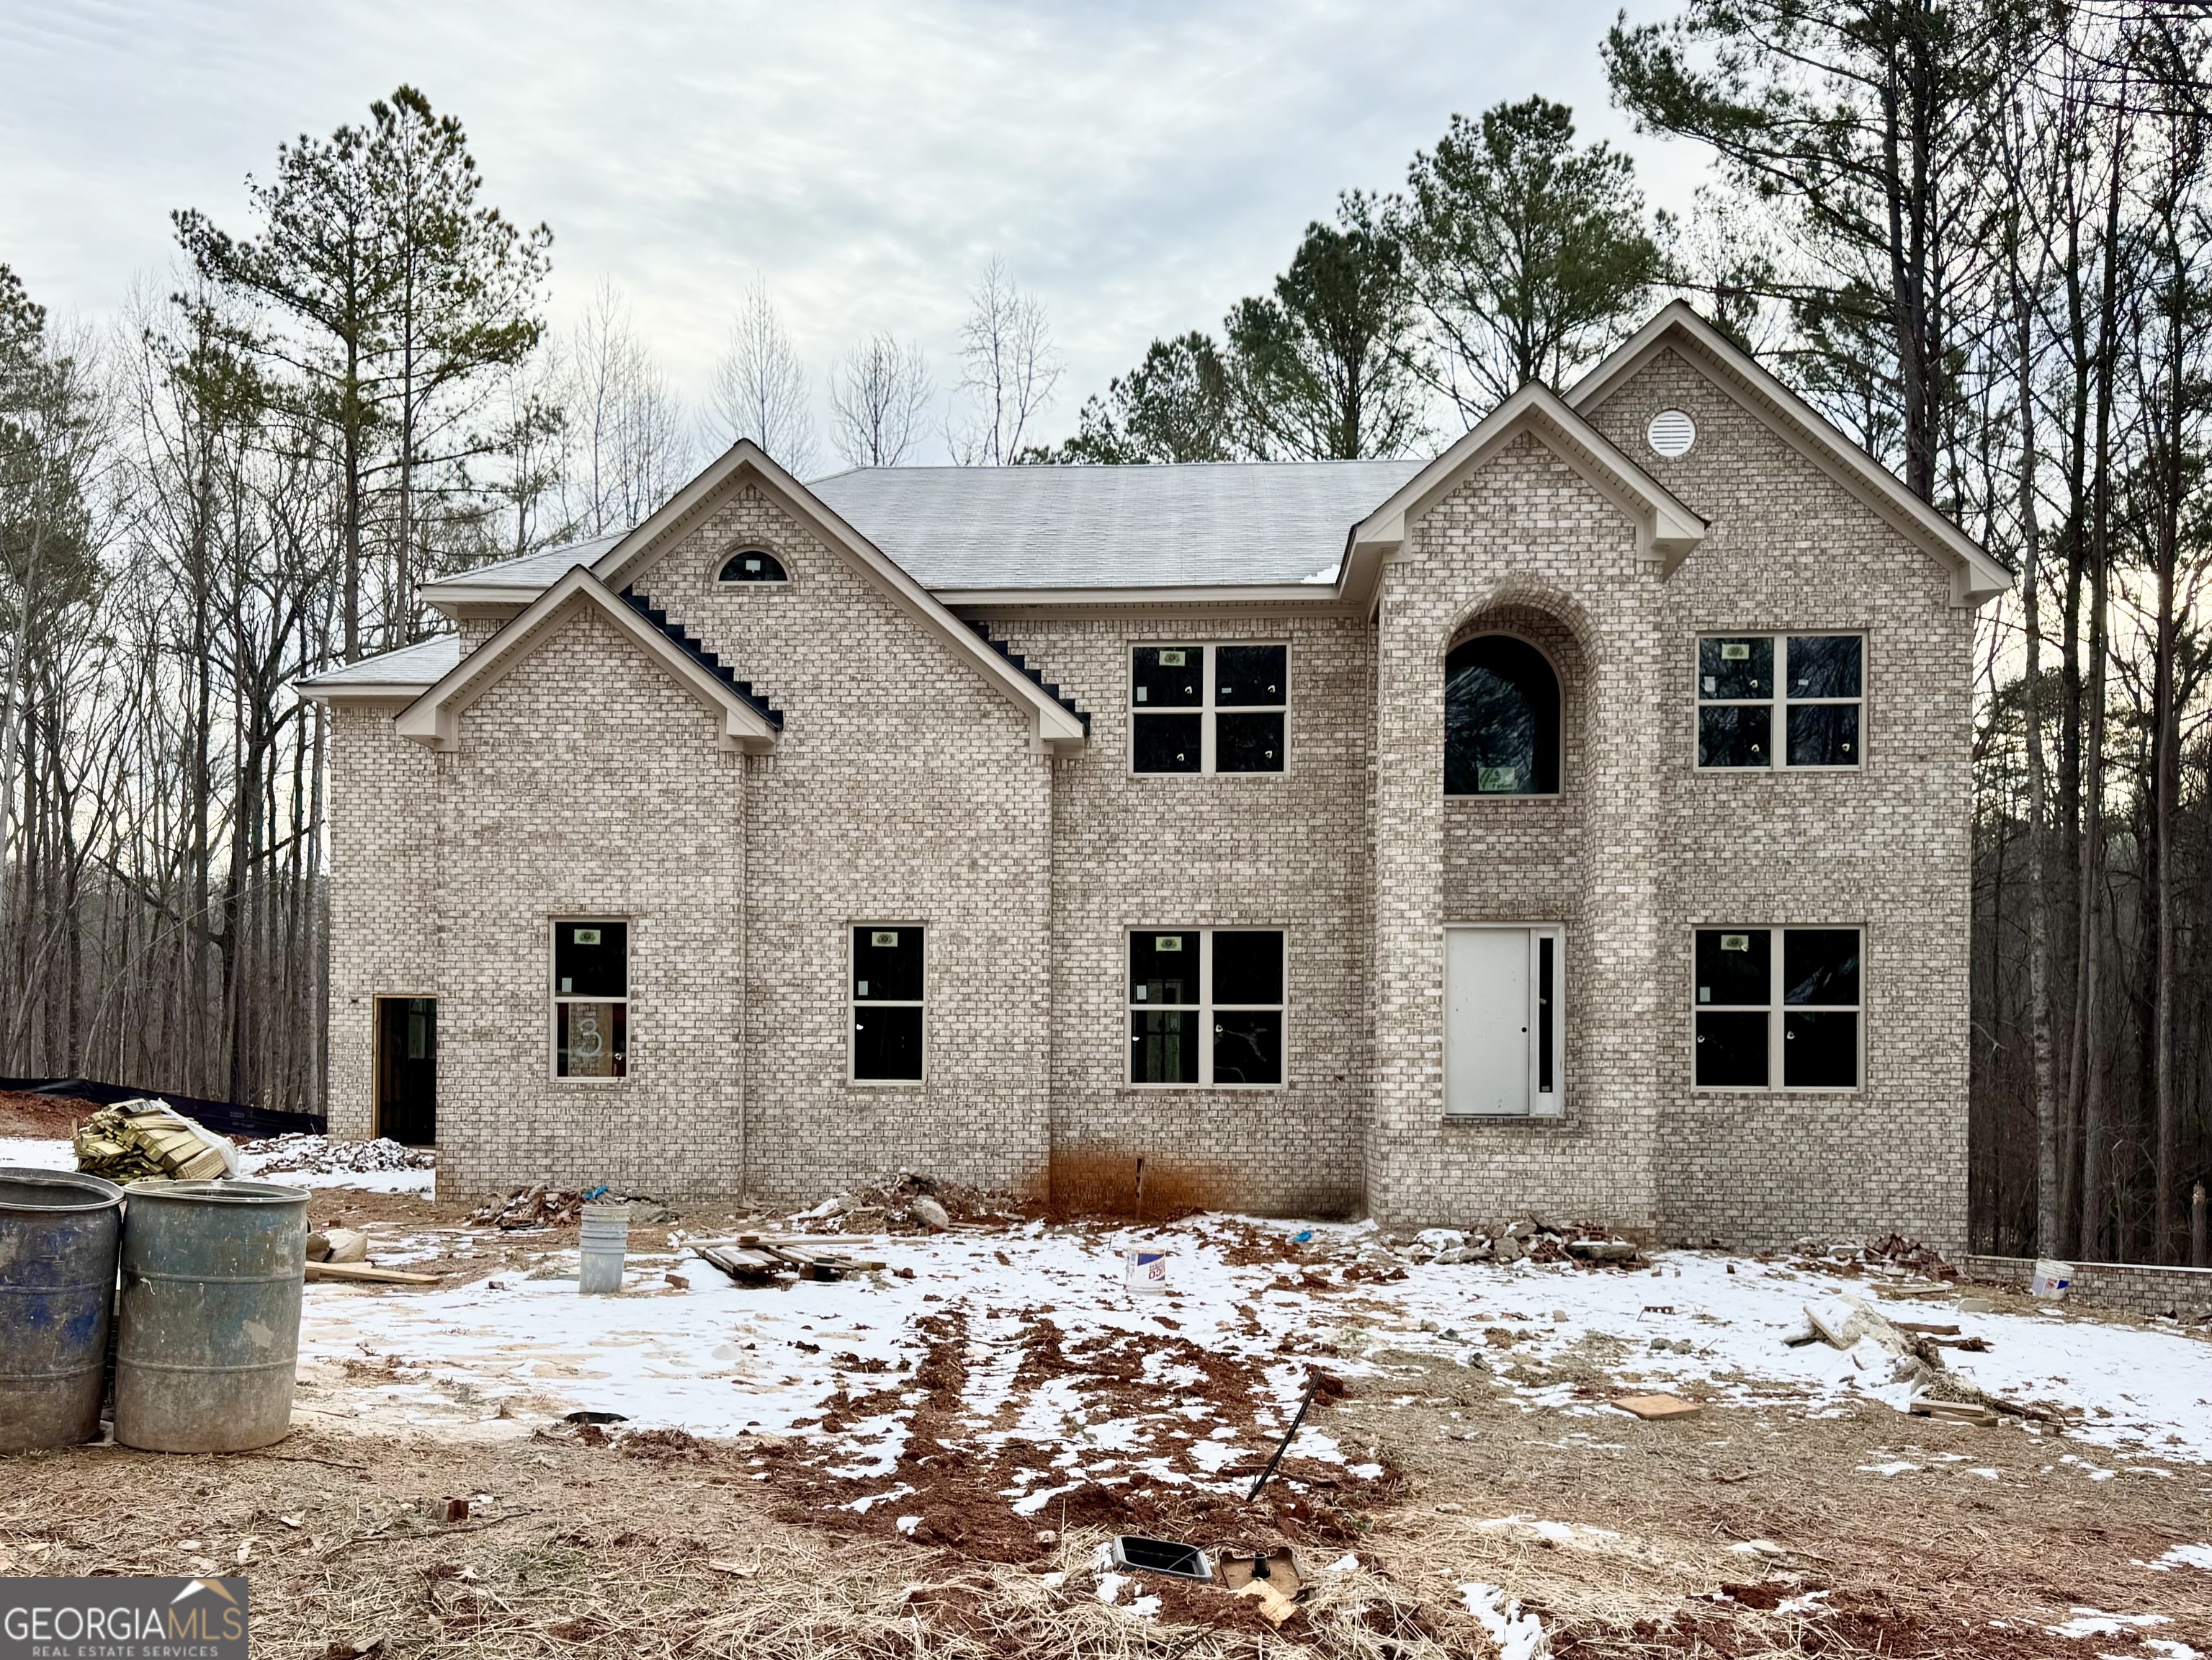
{"left": 0, "top": 1077, "right": 326, "bottom": 1140}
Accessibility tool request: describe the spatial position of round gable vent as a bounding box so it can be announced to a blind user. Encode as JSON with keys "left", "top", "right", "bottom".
{"left": 1647, "top": 409, "right": 1696, "bottom": 458}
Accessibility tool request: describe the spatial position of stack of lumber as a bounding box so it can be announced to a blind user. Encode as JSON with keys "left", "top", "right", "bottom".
{"left": 694, "top": 1235, "right": 885, "bottom": 1285}
{"left": 72, "top": 1099, "right": 234, "bottom": 1184}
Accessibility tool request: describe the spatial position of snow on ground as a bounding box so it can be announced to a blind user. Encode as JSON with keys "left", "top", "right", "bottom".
{"left": 293, "top": 1214, "right": 2212, "bottom": 1471}
{"left": 0, "top": 1136, "right": 75, "bottom": 1172}
{"left": 0, "top": 1134, "right": 436, "bottom": 1195}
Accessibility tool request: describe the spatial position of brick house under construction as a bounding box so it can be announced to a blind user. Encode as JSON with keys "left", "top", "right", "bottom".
{"left": 300, "top": 303, "right": 2010, "bottom": 1247}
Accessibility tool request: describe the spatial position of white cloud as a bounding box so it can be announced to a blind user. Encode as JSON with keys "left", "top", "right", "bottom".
{"left": 1, "top": 0, "right": 1711, "bottom": 460}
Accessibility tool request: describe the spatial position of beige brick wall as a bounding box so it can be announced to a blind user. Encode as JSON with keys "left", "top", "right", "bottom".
{"left": 1582, "top": 347, "right": 1973, "bottom": 1251}
{"left": 630, "top": 483, "right": 1054, "bottom": 1202}
{"left": 977, "top": 610, "right": 1373, "bottom": 1218}
{"left": 1370, "top": 430, "right": 1667, "bottom": 1234}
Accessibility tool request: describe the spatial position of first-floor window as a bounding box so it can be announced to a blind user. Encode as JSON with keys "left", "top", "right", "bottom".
{"left": 1693, "top": 927, "right": 1861, "bottom": 1089}
{"left": 853, "top": 925, "right": 925, "bottom": 1081}
{"left": 554, "top": 920, "right": 628, "bottom": 1079}
{"left": 1129, "top": 928, "right": 1284, "bottom": 1086}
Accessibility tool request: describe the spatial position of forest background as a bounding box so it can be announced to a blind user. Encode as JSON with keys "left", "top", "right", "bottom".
{"left": 1, "top": 1, "right": 2203, "bottom": 1264}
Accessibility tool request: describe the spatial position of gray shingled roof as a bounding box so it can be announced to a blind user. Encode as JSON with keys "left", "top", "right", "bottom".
{"left": 297, "top": 633, "right": 462, "bottom": 692}
{"left": 808, "top": 461, "right": 1425, "bottom": 589}
{"left": 421, "top": 463, "right": 1425, "bottom": 600}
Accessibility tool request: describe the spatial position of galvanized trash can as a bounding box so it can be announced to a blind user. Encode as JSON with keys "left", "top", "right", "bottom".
{"left": 115, "top": 1179, "right": 309, "bottom": 1453}
{"left": 0, "top": 1167, "right": 125, "bottom": 1452}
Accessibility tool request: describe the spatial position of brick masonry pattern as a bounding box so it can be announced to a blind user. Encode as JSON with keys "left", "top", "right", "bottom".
{"left": 323, "top": 344, "right": 1976, "bottom": 1246}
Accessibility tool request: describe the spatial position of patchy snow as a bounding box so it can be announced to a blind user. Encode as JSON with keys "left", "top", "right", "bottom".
{"left": 0, "top": 1137, "right": 76, "bottom": 1172}
{"left": 290, "top": 1218, "right": 2212, "bottom": 1475}
{"left": 1459, "top": 1582, "right": 1550, "bottom": 1660}
{"left": 2145, "top": 1545, "right": 2212, "bottom": 1572}
{"left": 2045, "top": 1607, "right": 2172, "bottom": 1638}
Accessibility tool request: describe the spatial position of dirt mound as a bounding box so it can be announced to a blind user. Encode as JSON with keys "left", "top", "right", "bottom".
{"left": 0, "top": 1088, "right": 88, "bottom": 1140}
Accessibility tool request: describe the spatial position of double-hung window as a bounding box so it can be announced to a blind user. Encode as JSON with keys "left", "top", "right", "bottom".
{"left": 554, "top": 921, "right": 628, "bottom": 1079}
{"left": 1697, "top": 635, "right": 1863, "bottom": 768}
{"left": 1131, "top": 645, "right": 1286, "bottom": 773}
{"left": 852, "top": 926, "right": 925, "bottom": 1082}
{"left": 1693, "top": 927, "right": 1861, "bottom": 1090}
{"left": 1128, "top": 929, "right": 1284, "bottom": 1086}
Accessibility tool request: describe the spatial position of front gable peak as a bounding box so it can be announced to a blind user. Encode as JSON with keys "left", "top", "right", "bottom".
{"left": 394, "top": 565, "right": 783, "bottom": 755}
{"left": 1338, "top": 383, "right": 1709, "bottom": 610}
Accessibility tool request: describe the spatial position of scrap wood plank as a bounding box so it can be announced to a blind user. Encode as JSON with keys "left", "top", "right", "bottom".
{"left": 1611, "top": 1393, "right": 1701, "bottom": 1420}
{"left": 305, "top": 1262, "right": 442, "bottom": 1285}
{"left": 694, "top": 1246, "right": 783, "bottom": 1283}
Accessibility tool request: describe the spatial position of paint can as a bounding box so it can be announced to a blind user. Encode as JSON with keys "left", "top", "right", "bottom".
{"left": 2029, "top": 1259, "right": 2073, "bottom": 1300}
{"left": 1121, "top": 1249, "right": 1170, "bottom": 1295}
{"left": 579, "top": 1202, "right": 631, "bottom": 1295}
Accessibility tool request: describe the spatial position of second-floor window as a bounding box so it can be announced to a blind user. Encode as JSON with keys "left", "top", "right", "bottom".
{"left": 1131, "top": 644, "right": 1286, "bottom": 774}
{"left": 1697, "top": 635, "right": 1863, "bottom": 769}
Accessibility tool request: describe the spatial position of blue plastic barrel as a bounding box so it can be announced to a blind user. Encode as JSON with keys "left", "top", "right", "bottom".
{"left": 115, "top": 1179, "right": 309, "bottom": 1452}
{"left": 0, "top": 1167, "right": 125, "bottom": 1452}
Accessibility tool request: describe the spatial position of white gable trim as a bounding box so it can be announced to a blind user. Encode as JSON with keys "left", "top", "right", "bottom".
{"left": 393, "top": 566, "right": 782, "bottom": 755}
{"left": 589, "top": 441, "right": 1089, "bottom": 755}
{"left": 1338, "top": 383, "right": 1709, "bottom": 611}
{"left": 1567, "top": 300, "right": 2012, "bottom": 607}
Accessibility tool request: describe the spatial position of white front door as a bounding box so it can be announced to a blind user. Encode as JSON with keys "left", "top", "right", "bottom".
{"left": 1445, "top": 926, "right": 1562, "bottom": 1116}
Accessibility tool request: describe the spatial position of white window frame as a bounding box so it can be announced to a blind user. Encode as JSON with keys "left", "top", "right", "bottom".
{"left": 1442, "top": 923, "right": 1566, "bottom": 1118}
{"left": 1694, "top": 633, "right": 1866, "bottom": 771}
{"left": 849, "top": 923, "right": 926, "bottom": 1086}
{"left": 1691, "top": 924, "right": 1863, "bottom": 1093}
{"left": 550, "top": 919, "right": 630, "bottom": 1085}
{"left": 1128, "top": 643, "right": 1289, "bottom": 776}
{"left": 1126, "top": 927, "right": 1287, "bottom": 1090}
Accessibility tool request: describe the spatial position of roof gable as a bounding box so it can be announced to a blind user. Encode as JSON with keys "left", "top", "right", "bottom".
{"left": 588, "top": 441, "right": 1088, "bottom": 753}
{"left": 1337, "top": 382, "right": 1709, "bottom": 610}
{"left": 393, "top": 566, "right": 782, "bottom": 755}
{"left": 1566, "top": 301, "right": 2010, "bottom": 606}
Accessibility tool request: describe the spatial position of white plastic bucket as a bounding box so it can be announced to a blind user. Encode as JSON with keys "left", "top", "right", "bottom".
{"left": 2030, "top": 1259, "right": 2073, "bottom": 1300}
{"left": 578, "top": 1202, "right": 631, "bottom": 1295}
{"left": 1121, "top": 1249, "right": 1170, "bottom": 1295}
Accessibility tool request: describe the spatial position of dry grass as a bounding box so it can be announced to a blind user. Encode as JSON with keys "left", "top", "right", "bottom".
{"left": 4, "top": 1339, "right": 2208, "bottom": 1658}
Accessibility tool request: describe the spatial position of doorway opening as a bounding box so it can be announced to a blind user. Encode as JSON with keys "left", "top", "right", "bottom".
{"left": 1444, "top": 926, "right": 1563, "bottom": 1117}
{"left": 375, "top": 996, "right": 437, "bottom": 1146}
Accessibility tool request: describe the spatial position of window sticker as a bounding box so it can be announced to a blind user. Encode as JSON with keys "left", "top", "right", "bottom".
{"left": 1155, "top": 936, "right": 1183, "bottom": 952}
{"left": 856, "top": 980, "right": 868, "bottom": 996}
{"left": 1158, "top": 649, "right": 1185, "bottom": 666}
{"left": 1478, "top": 765, "right": 1518, "bottom": 792}
{"left": 1721, "top": 934, "right": 1750, "bottom": 952}
{"left": 1721, "top": 643, "right": 1750, "bottom": 661}
{"left": 573, "top": 927, "right": 600, "bottom": 946}
{"left": 871, "top": 931, "right": 899, "bottom": 947}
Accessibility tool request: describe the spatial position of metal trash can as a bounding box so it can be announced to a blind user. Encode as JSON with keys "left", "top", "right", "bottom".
{"left": 115, "top": 1179, "right": 309, "bottom": 1452}
{"left": 0, "top": 1167, "right": 125, "bottom": 1452}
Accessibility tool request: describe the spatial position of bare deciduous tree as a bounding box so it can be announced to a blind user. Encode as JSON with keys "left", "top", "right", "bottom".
{"left": 563, "top": 282, "right": 692, "bottom": 532}
{"left": 828, "top": 333, "right": 932, "bottom": 468}
{"left": 951, "top": 259, "right": 1060, "bottom": 465}
{"left": 707, "top": 279, "right": 817, "bottom": 477}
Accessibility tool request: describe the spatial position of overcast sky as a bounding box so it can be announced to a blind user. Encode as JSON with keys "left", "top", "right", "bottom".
{"left": 1, "top": 0, "right": 1708, "bottom": 462}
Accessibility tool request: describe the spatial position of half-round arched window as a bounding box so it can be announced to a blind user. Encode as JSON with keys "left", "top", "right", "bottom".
{"left": 1445, "top": 635, "right": 1561, "bottom": 795}
{"left": 719, "top": 549, "right": 788, "bottom": 583}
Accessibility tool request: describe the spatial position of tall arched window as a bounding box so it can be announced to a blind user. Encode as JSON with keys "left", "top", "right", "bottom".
{"left": 1445, "top": 635, "right": 1561, "bottom": 795}
{"left": 719, "top": 549, "right": 788, "bottom": 583}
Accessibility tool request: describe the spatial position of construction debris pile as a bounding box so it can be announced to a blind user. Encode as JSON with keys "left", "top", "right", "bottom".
{"left": 241, "top": 1133, "right": 434, "bottom": 1174}
{"left": 468, "top": 1185, "right": 592, "bottom": 1229}
{"left": 71, "top": 1100, "right": 236, "bottom": 1184}
{"left": 1378, "top": 1218, "right": 1646, "bottom": 1269}
{"left": 797, "top": 1169, "right": 1035, "bottom": 1234}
